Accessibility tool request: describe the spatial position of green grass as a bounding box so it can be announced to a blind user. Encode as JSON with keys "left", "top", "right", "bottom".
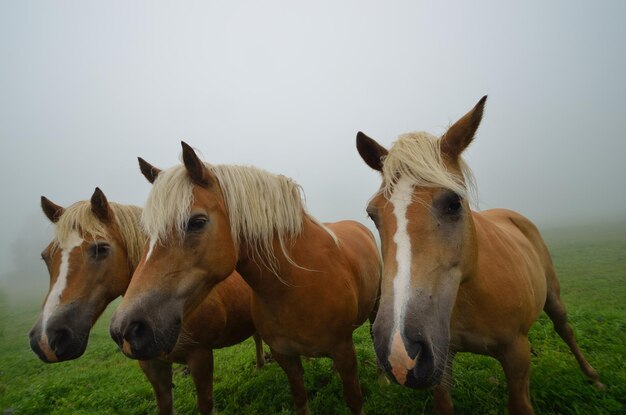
{"left": 1, "top": 227, "right": 625, "bottom": 414}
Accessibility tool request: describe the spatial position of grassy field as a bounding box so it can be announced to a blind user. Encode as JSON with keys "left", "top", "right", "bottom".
{"left": 1, "top": 226, "right": 625, "bottom": 414}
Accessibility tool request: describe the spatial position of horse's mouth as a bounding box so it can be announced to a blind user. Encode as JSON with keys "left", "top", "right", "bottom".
{"left": 30, "top": 334, "right": 87, "bottom": 363}
{"left": 31, "top": 338, "right": 59, "bottom": 363}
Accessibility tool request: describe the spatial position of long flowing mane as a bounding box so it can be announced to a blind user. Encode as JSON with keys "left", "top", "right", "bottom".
{"left": 54, "top": 202, "right": 145, "bottom": 266}
{"left": 382, "top": 131, "right": 476, "bottom": 201}
{"left": 142, "top": 163, "right": 337, "bottom": 273}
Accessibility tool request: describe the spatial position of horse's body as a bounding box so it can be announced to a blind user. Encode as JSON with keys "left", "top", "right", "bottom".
{"left": 451, "top": 209, "right": 548, "bottom": 356}
{"left": 29, "top": 189, "right": 263, "bottom": 415}
{"left": 109, "top": 144, "right": 381, "bottom": 414}
{"left": 357, "top": 97, "right": 602, "bottom": 414}
{"left": 243, "top": 219, "right": 379, "bottom": 359}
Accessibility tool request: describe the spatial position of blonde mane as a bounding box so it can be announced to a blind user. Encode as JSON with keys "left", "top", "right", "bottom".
{"left": 141, "top": 163, "right": 337, "bottom": 274}
{"left": 54, "top": 202, "right": 146, "bottom": 267}
{"left": 382, "top": 131, "right": 476, "bottom": 201}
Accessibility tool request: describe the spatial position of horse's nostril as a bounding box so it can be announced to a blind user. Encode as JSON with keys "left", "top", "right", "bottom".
{"left": 131, "top": 322, "right": 141, "bottom": 338}
{"left": 406, "top": 341, "right": 423, "bottom": 361}
{"left": 123, "top": 321, "right": 147, "bottom": 343}
{"left": 49, "top": 328, "right": 71, "bottom": 351}
{"left": 119, "top": 319, "right": 159, "bottom": 359}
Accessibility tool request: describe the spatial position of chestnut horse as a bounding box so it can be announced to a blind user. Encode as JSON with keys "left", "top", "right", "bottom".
{"left": 356, "top": 96, "right": 603, "bottom": 414}
{"left": 29, "top": 188, "right": 264, "bottom": 415}
{"left": 109, "top": 142, "right": 381, "bottom": 414}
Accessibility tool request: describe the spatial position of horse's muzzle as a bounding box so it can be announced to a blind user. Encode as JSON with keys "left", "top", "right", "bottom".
{"left": 404, "top": 341, "right": 443, "bottom": 389}
{"left": 29, "top": 325, "right": 87, "bottom": 363}
{"left": 373, "top": 327, "right": 445, "bottom": 389}
{"left": 110, "top": 314, "right": 180, "bottom": 360}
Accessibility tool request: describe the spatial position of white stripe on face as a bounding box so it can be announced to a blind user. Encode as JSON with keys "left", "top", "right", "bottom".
{"left": 42, "top": 230, "right": 83, "bottom": 333}
{"left": 390, "top": 177, "right": 414, "bottom": 335}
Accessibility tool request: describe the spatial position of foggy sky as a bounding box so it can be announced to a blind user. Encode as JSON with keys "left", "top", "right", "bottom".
{"left": 1, "top": 0, "right": 625, "bottom": 279}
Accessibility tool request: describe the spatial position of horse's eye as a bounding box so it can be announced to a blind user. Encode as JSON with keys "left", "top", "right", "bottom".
{"left": 187, "top": 216, "right": 208, "bottom": 233}
{"left": 89, "top": 243, "right": 110, "bottom": 260}
{"left": 366, "top": 207, "right": 380, "bottom": 228}
{"left": 444, "top": 194, "right": 463, "bottom": 215}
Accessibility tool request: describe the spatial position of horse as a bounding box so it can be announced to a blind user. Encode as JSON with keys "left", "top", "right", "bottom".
{"left": 109, "top": 142, "right": 382, "bottom": 414}
{"left": 29, "top": 187, "right": 265, "bottom": 415}
{"left": 355, "top": 96, "right": 604, "bottom": 414}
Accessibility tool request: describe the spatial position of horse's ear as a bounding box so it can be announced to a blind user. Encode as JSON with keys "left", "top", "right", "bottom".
{"left": 41, "top": 196, "right": 65, "bottom": 223}
{"left": 356, "top": 131, "right": 388, "bottom": 172}
{"left": 440, "top": 95, "right": 487, "bottom": 159}
{"left": 181, "top": 141, "right": 210, "bottom": 187}
{"left": 138, "top": 157, "right": 161, "bottom": 184}
{"left": 90, "top": 187, "right": 112, "bottom": 222}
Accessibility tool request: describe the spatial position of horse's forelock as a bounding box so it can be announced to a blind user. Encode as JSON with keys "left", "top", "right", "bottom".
{"left": 382, "top": 132, "right": 477, "bottom": 204}
{"left": 141, "top": 164, "right": 195, "bottom": 245}
{"left": 54, "top": 201, "right": 108, "bottom": 249}
{"left": 53, "top": 201, "right": 145, "bottom": 267}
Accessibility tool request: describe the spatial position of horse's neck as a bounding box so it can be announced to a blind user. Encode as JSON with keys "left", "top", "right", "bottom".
{"left": 235, "top": 216, "right": 331, "bottom": 296}
{"left": 459, "top": 211, "right": 502, "bottom": 288}
{"left": 462, "top": 212, "right": 479, "bottom": 280}
{"left": 122, "top": 222, "right": 146, "bottom": 286}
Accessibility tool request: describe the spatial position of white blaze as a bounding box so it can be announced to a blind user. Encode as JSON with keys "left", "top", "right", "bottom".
{"left": 390, "top": 178, "right": 413, "bottom": 334}
{"left": 41, "top": 230, "right": 83, "bottom": 333}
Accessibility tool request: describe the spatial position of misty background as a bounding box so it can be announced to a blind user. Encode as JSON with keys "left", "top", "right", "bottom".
{"left": 1, "top": 1, "right": 625, "bottom": 302}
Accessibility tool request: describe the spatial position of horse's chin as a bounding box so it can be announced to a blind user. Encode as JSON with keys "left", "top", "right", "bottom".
{"left": 125, "top": 334, "right": 178, "bottom": 361}
{"left": 51, "top": 345, "right": 88, "bottom": 362}
{"left": 404, "top": 362, "right": 445, "bottom": 389}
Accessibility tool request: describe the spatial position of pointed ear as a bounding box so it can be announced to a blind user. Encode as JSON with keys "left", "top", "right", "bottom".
{"left": 181, "top": 141, "right": 210, "bottom": 186}
{"left": 440, "top": 95, "right": 487, "bottom": 159}
{"left": 90, "top": 187, "right": 112, "bottom": 222}
{"left": 138, "top": 157, "right": 161, "bottom": 184}
{"left": 41, "top": 196, "right": 65, "bottom": 223}
{"left": 356, "top": 131, "right": 388, "bottom": 172}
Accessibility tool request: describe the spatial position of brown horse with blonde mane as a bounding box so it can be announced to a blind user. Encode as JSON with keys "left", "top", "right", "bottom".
{"left": 109, "top": 143, "right": 381, "bottom": 414}
{"left": 29, "top": 188, "right": 264, "bottom": 415}
{"left": 356, "top": 96, "right": 603, "bottom": 414}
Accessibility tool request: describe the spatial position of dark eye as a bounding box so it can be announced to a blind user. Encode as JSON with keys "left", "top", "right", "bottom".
{"left": 187, "top": 215, "right": 208, "bottom": 233}
{"left": 444, "top": 193, "right": 463, "bottom": 215}
{"left": 89, "top": 243, "right": 110, "bottom": 260}
{"left": 366, "top": 207, "right": 380, "bottom": 227}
